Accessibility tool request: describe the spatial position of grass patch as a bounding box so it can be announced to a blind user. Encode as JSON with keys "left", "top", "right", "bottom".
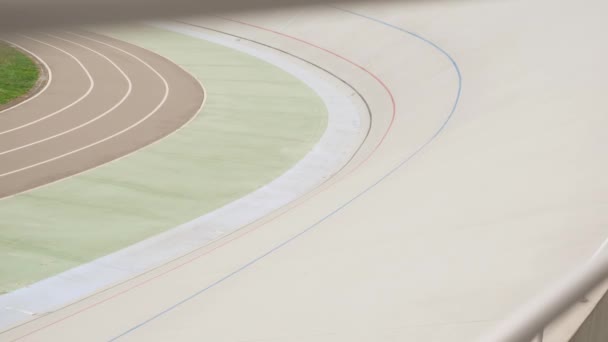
{"left": 0, "top": 42, "right": 40, "bottom": 105}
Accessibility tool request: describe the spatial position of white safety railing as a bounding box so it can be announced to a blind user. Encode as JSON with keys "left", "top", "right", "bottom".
{"left": 480, "top": 243, "right": 608, "bottom": 342}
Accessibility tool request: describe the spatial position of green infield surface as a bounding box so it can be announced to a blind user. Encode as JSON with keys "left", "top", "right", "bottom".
{"left": 0, "top": 42, "right": 40, "bottom": 105}
{"left": 0, "top": 26, "right": 327, "bottom": 294}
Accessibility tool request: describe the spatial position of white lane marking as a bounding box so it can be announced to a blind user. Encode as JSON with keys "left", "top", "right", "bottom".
{"left": 0, "top": 35, "right": 94, "bottom": 135}
{"left": 589, "top": 237, "right": 608, "bottom": 262}
{"left": 0, "top": 34, "right": 133, "bottom": 156}
{"left": 0, "top": 41, "right": 53, "bottom": 114}
{"left": 0, "top": 31, "right": 205, "bottom": 202}
{"left": 4, "top": 307, "right": 35, "bottom": 316}
{"left": 0, "top": 33, "right": 170, "bottom": 178}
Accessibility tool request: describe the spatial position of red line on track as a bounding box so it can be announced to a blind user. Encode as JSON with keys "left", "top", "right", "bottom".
{"left": 10, "top": 17, "right": 397, "bottom": 341}
{"left": 218, "top": 16, "right": 397, "bottom": 167}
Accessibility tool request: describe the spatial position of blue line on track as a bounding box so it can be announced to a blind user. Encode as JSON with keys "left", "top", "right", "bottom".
{"left": 109, "top": 7, "right": 462, "bottom": 341}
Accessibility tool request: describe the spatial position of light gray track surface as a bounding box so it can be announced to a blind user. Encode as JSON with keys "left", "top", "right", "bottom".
{"left": 2, "top": 1, "right": 608, "bottom": 341}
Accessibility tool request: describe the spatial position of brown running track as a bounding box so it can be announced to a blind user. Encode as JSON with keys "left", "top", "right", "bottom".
{"left": 0, "top": 31, "right": 205, "bottom": 199}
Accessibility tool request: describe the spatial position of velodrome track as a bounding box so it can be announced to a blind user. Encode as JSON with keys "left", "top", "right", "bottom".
{"left": 0, "top": 32, "right": 204, "bottom": 198}
{"left": 2, "top": 1, "right": 608, "bottom": 341}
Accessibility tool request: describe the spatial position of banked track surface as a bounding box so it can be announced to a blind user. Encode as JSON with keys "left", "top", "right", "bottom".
{"left": 3, "top": 1, "right": 608, "bottom": 341}
{"left": 0, "top": 32, "right": 204, "bottom": 199}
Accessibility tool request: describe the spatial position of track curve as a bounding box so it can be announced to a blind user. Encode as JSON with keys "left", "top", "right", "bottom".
{"left": 0, "top": 32, "right": 204, "bottom": 199}
{"left": 3, "top": 1, "right": 608, "bottom": 341}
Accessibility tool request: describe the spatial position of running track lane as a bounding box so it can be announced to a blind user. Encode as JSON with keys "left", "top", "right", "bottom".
{"left": 0, "top": 32, "right": 204, "bottom": 199}
{"left": 0, "top": 33, "right": 133, "bottom": 157}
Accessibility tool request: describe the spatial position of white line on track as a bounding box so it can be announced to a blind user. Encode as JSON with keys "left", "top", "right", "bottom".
{"left": 589, "top": 237, "right": 608, "bottom": 262}
{"left": 0, "top": 34, "right": 133, "bottom": 156}
{"left": 0, "top": 33, "right": 170, "bottom": 178}
{"left": 0, "top": 41, "right": 53, "bottom": 114}
{"left": 0, "top": 32, "right": 205, "bottom": 203}
{"left": 0, "top": 35, "right": 94, "bottom": 135}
